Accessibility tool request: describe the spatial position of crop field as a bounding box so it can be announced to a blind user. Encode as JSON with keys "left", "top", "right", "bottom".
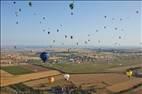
{"left": 0, "top": 70, "right": 14, "bottom": 79}
{"left": 23, "top": 73, "right": 142, "bottom": 94}
{"left": 32, "top": 57, "right": 141, "bottom": 74}
{"left": 1, "top": 65, "right": 34, "bottom": 75}
{"left": 1, "top": 52, "right": 141, "bottom": 94}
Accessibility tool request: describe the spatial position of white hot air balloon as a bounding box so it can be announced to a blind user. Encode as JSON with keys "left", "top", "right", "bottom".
{"left": 64, "top": 74, "right": 70, "bottom": 81}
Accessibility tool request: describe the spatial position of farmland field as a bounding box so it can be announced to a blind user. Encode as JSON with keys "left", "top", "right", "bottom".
{"left": 32, "top": 56, "right": 142, "bottom": 73}
{"left": 1, "top": 65, "right": 34, "bottom": 75}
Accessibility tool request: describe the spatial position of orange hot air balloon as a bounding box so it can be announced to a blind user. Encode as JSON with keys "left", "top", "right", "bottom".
{"left": 48, "top": 77, "right": 55, "bottom": 84}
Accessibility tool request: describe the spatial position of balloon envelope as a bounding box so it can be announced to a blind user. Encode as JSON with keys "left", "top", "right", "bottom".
{"left": 48, "top": 77, "right": 55, "bottom": 83}
{"left": 64, "top": 74, "right": 70, "bottom": 80}
{"left": 40, "top": 52, "right": 49, "bottom": 62}
{"left": 69, "top": 3, "right": 74, "bottom": 10}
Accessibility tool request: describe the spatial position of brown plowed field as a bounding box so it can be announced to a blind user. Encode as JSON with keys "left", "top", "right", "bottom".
{"left": 70, "top": 73, "right": 129, "bottom": 86}
{"left": 106, "top": 78, "right": 142, "bottom": 93}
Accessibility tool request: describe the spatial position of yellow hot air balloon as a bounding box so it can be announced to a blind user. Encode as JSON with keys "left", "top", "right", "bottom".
{"left": 126, "top": 70, "right": 133, "bottom": 79}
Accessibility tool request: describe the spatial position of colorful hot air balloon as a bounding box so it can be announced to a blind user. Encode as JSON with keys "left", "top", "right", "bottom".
{"left": 40, "top": 52, "right": 49, "bottom": 63}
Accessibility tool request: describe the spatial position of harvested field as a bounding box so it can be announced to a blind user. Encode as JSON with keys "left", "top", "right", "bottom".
{"left": 24, "top": 75, "right": 69, "bottom": 89}
{"left": 1, "top": 70, "right": 61, "bottom": 87}
{"left": 23, "top": 73, "right": 142, "bottom": 94}
{"left": 134, "top": 89, "right": 142, "bottom": 94}
{"left": 106, "top": 78, "right": 142, "bottom": 93}
{"left": 70, "top": 73, "right": 130, "bottom": 86}
{"left": 0, "top": 70, "right": 13, "bottom": 79}
{"left": 24, "top": 73, "right": 130, "bottom": 89}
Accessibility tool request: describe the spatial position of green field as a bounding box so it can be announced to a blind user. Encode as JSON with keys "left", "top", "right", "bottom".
{"left": 1, "top": 66, "right": 33, "bottom": 75}
{"left": 32, "top": 56, "right": 141, "bottom": 74}
{"left": 33, "top": 63, "right": 118, "bottom": 73}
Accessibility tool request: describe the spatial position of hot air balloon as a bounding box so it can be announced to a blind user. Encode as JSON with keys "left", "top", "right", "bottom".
{"left": 71, "top": 12, "right": 74, "bottom": 15}
{"left": 64, "top": 74, "right": 70, "bottom": 81}
{"left": 48, "top": 77, "right": 55, "bottom": 84}
{"left": 14, "top": 46, "right": 17, "bottom": 49}
{"left": 43, "top": 17, "right": 45, "bottom": 20}
{"left": 57, "top": 29, "right": 59, "bottom": 32}
{"left": 104, "top": 26, "right": 107, "bottom": 29}
{"left": 136, "top": 10, "right": 139, "bottom": 14}
{"left": 76, "top": 42, "right": 79, "bottom": 45}
{"left": 65, "top": 35, "right": 67, "bottom": 38}
{"left": 69, "top": 3, "right": 74, "bottom": 10}
{"left": 69, "top": 1, "right": 74, "bottom": 15}
{"left": 104, "top": 16, "right": 107, "bottom": 19}
{"left": 40, "top": 52, "right": 49, "bottom": 63}
{"left": 16, "top": 21, "right": 18, "bottom": 24}
{"left": 118, "top": 36, "right": 122, "bottom": 39}
{"left": 53, "top": 40, "right": 55, "bottom": 43}
{"left": 29, "top": 2, "right": 32, "bottom": 7}
{"left": 15, "top": 11, "right": 18, "bottom": 17}
{"left": 70, "top": 36, "right": 73, "bottom": 39}
{"left": 48, "top": 32, "right": 50, "bottom": 34}
{"left": 13, "top": 1, "right": 16, "bottom": 4}
{"left": 19, "top": 8, "right": 21, "bottom": 12}
{"left": 42, "top": 29, "right": 45, "bottom": 32}
{"left": 114, "top": 27, "right": 118, "bottom": 30}
{"left": 84, "top": 41, "right": 87, "bottom": 44}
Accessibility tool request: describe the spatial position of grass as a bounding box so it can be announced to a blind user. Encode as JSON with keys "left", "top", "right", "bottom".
{"left": 31, "top": 56, "right": 142, "bottom": 74}
{"left": 32, "top": 62, "right": 125, "bottom": 73}
{"left": 1, "top": 66, "right": 33, "bottom": 75}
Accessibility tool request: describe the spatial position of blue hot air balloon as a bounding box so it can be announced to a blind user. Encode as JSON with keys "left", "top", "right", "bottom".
{"left": 40, "top": 52, "right": 49, "bottom": 63}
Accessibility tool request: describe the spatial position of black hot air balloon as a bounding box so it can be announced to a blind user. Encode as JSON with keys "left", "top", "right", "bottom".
{"left": 19, "top": 8, "right": 21, "bottom": 12}
{"left": 65, "top": 35, "right": 67, "bottom": 38}
{"left": 13, "top": 1, "right": 16, "bottom": 4}
{"left": 136, "top": 10, "right": 139, "bottom": 14}
{"left": 69, "top": 3, "right": 74, "bottom": 10}
{"left": 29, "top": 2, "right": 32, "bottom": 7}
{"left": 48, "top": 32, "right": 50, "bottom": 34}
{"left": 57, "top": 29, "right": 59, "bottom": 32}
{"left": 40, "top": 52, "right": 49, "bottom": 63}
{"left": 70, "top": 36, "right": 73, "bottom": 39}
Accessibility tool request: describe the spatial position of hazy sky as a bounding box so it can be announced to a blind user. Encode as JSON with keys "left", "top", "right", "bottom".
{"left": 1, "top": 1, "right": 142, "bottom": 47}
